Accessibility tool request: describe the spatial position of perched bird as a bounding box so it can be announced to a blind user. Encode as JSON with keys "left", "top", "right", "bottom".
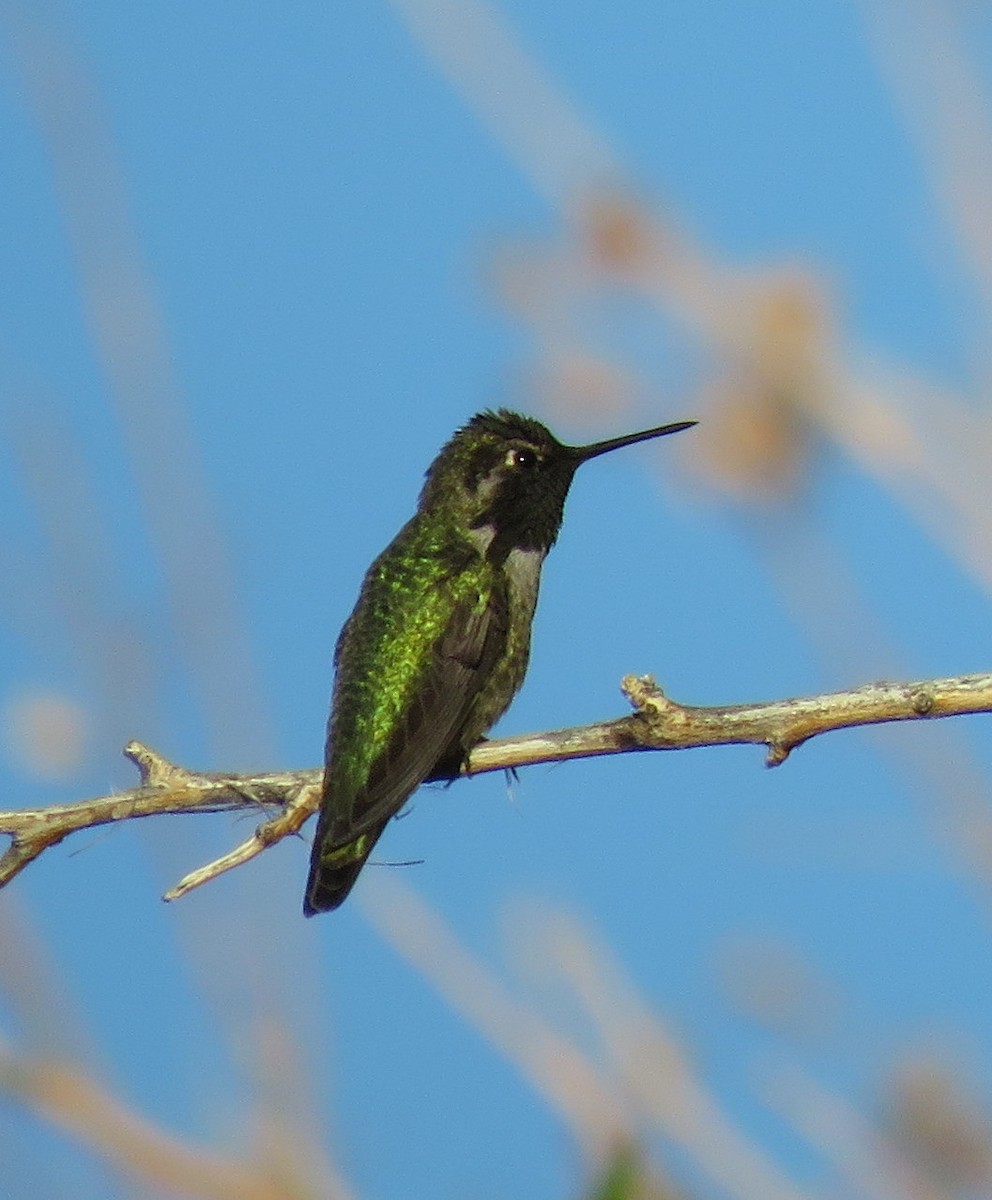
{"left": 304, "top": 408, "right": 695, "bottom": 915}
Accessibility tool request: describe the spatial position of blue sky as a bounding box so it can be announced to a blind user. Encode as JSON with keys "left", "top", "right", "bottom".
{"left": 3, "top": 2, "right": 992, "bottom": 1198}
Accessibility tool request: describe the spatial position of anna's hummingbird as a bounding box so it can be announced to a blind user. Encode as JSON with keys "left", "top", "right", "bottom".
{"left": 304, "top": 408, "right": 695, "bottom": 915}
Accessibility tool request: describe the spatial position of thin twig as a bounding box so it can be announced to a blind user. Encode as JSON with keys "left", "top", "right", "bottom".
{"left": 0, "top": 741, "right": 320, "bottom": 897}
{"left": 1, "top": 671, "right": 990, "bottom": 901}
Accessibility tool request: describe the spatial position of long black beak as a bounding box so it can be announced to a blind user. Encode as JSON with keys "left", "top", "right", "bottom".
{"left": 567, "top": 418, "right": 697, "bottom": 464}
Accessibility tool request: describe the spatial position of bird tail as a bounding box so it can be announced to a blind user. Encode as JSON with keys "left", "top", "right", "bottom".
{"left": 303, "top": 819, "right": 386, "bottom": 916}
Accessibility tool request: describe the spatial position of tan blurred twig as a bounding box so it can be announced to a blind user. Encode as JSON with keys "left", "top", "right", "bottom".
{"left": 5, "top": 3, "right": 273, "bottom": 766}
{"left": 766, "top": 1065, "right": 956, "bottom": 1200}
{"left": 0, "top": 671, "right": 990, "bottom": 901}
{"left": 519, "top": 906, "right": 814, "bottom": 1200}
{"left": 0, "top": 1042, "right": 330, "bottom": 1200}
{"left": 361, "top": 877, "right": 638, "bottom": 1163}
{"left": 366, "top": 885, "right": 811, "bottom": 1200}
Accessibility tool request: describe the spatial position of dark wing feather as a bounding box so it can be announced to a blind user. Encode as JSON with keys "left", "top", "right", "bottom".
{"left": 305, "top": 576, "right": 509, "bottom": 914}
{"left": 336, "top": 588, "right": 507, "bottom": 840}
{"left": 303, "top": 818, "right": 388, "bottom": 915}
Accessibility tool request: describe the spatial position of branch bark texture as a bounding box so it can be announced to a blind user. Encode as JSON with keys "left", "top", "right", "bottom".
{"left": 1, "top": 671, "right": 989, "bottom": 901}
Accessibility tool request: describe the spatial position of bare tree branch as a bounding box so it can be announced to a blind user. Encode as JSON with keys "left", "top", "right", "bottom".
{"left": 1, "top": 671, "right": 990, "bottom": 903}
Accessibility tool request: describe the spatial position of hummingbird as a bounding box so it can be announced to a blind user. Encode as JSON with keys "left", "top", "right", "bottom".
{"left": 304, "top": 408, "right": 696, "bottom": 915}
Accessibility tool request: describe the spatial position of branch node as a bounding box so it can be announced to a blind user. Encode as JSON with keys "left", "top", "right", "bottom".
{"left": 123, "top": 741, "right": 187, "bottom": 789}
{"left": 162, "top": 783, "right": 319, "bottom": 902}
{"left": 621, "top": 674, "right": 671, "bottom": 716}
{"left": 911, "top": 689, "right": 935, "bottom": 715}
{"left": 765, "top": 740, "right": 792, "bottom": 767}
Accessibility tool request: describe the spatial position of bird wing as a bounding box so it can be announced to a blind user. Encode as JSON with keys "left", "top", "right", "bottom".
{"left": 320, "top": 544, "right": 510, "bottom": 849}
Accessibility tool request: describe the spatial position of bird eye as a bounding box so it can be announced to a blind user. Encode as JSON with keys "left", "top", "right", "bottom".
{"left": 506, "top": 447, "right": 539, "bottom": 469}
